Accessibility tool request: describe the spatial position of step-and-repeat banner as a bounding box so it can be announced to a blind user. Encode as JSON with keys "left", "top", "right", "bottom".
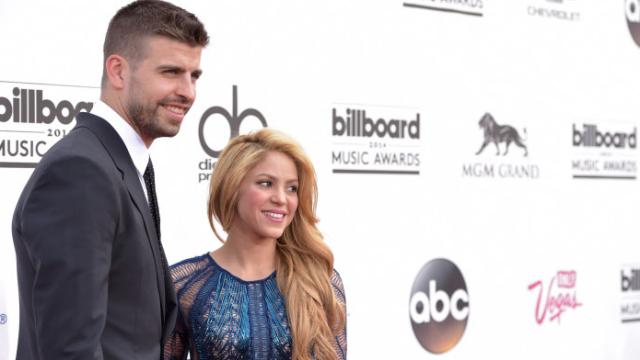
{"left": 1, "top": 0, "right": 640, "bottom": 358}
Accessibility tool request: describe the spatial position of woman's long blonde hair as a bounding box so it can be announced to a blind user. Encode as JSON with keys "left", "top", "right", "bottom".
{"left": 207, "top": 128, "right": 345, "bottom": 360}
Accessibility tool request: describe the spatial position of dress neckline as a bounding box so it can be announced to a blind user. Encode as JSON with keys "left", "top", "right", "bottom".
{"left": 205, "top": 253, "right": 277, "bottom": 284}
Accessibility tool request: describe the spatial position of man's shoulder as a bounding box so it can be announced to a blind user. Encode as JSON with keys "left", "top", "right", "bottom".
{"left": 37, "top": 127, "right": 108, "bottom": 168}
{"left": 21, "top": 123, "right": 123, "bottom": 197}
{"left": 38, "top": 113, "right": 121, "bottom": 166}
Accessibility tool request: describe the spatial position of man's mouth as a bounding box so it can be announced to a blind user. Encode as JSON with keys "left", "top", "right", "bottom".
{"left": 162, "top": 104, "right": 187, "bottom": 115}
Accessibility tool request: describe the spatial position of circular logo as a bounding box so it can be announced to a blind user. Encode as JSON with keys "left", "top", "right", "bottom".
{"left": 626, "top": 0, "right": 640, "bottom": 47}
{"left": 409, "top": 258, "right": 469, "bottom": 354}
{"left": 0, "top": 313, "right": 7, "bottom": 325}
{"left": 199, "top": 85, "right": 267, "bottom": 158}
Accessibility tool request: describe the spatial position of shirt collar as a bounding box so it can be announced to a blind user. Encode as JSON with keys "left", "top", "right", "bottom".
{"left": 91, "top": 100, "right": 149, "bottom": 175}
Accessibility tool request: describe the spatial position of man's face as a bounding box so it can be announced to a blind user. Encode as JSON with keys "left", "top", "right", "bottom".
{"left": 124, "top": 36, "right": 203, "bottom": 144}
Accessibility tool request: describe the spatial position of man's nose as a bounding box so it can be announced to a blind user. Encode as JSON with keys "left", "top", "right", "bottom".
{"left": 176, "top": 75, "right": 196, "bottom": 103}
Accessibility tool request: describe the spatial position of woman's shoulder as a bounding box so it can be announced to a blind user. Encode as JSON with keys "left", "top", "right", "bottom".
{"left": 169, "top": 253, "right": 212, "bottom": 283}
{"left": 330, "top": 268, "right": 346, "bottom": 302}
{"left": 330, "top": 268, "right": 343, "bottom": 284}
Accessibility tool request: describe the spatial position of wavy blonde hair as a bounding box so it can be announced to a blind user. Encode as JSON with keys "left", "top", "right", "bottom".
{"left": 208, "top": 128, "right": 345, "bottom": 360}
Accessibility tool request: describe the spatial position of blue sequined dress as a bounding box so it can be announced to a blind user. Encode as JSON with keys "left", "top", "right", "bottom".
{"left": 164, "top": 254, "right": 347, "bottom": 360}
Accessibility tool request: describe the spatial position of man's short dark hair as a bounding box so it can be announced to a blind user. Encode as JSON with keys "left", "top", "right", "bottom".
{"left": 102, "top": 0, "right": 209, "bottom": 85}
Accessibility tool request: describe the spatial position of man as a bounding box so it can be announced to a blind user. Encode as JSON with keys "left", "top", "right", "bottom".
{"left": 11, "top": 1, "right": 208, "bottom": 359}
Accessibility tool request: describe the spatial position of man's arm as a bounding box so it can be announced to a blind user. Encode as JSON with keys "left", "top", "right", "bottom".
{"left": 18, "top": 155, "right": 117, "bottom": 359}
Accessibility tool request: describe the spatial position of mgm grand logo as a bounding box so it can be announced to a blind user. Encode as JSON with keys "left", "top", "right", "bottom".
{"left": 462, "top": 113, "right": 539, "bottom": 179}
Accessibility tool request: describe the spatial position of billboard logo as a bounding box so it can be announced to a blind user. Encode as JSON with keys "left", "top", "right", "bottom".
{"left": 332, "top": 109, "right": 420, "bottom": 139}
{"left": 0, "top": 87, "right": 92, "bottom": 125}
{"left": 573, "top": 124, "right": 636, "bottom": 149}
{"left": 410, "top": 258, "right": 469, "bottom": 354}
{"left": 571, "top": 122, "right": 637, "bottom": 180}
{"left": 622, "top": 267, "right": 640, "bottom": 291}
{"left": 331, "top": 103, "right": 421, "bottom": 175}
{"left": 621, "top": 265, "right": 640, "bottom": 323}
{"left": 528, "top": 270, "right": 582, "bottom": 324}
{"left": 0, "top": 81, "right": 96, "bottom": 168}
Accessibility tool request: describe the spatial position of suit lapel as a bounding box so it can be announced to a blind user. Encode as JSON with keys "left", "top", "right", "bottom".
{"left": 74, "top": 112, "right": 168, "bottom": 326}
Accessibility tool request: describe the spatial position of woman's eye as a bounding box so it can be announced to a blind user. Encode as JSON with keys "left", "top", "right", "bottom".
{"left": 288, "top": 185, "right": 298, "bottom": 193}
{"left": 257, "top": 180, "right": 271, "bottom": 187}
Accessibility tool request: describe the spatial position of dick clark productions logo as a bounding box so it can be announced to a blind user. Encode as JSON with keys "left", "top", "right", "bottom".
{"left": 409, "top": 258, "right": 469, "bottom": 354}
{"left": 198, "top": 85, "right": 267, "bottom": 158}
{"left": 196, "top": 85, "right": 267, "bottom": 183}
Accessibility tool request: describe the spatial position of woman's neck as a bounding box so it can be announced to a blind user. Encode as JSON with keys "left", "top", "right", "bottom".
{"left": 211, "top": 231, "right": 278, "bottom": 281}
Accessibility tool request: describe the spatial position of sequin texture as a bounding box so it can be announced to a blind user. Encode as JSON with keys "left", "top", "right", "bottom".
{"left": 164, "top": 254, "right": 347, "bottom": 360}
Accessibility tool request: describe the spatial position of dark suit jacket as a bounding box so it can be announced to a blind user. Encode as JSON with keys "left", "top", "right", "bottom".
{"left": 12, "top": 112, "right": 177, "bottom": 360}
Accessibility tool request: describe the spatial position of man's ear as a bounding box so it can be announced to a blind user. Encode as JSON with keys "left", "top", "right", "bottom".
{"left": 104, "top": 54, "right": 129, "bottom": 90}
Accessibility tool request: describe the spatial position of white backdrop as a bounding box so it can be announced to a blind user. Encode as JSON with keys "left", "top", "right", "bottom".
{"left": 1, "top": 0, "right": 640, "bottom": 358}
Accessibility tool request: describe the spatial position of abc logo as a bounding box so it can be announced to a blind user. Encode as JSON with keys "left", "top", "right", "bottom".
{"left": 198, "top": 85, "right": 267, "bottom": 158}
{"left": 626, "top": 0, "right": 640, "bottom": 47}
{"left": 409, "top": 258, "right": 469, "bottom": 354}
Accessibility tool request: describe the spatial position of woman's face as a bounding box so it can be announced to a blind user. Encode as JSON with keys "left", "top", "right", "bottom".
{"left": 231, "top": 150, "right": 299, "bottom": 242}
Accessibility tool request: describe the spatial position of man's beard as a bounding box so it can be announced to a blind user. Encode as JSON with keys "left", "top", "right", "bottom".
{"left": 126, "top": 88, "right": 184, "bottom": 141}
{"left": 127, "top": 100, "right": 167, "bottom": 140}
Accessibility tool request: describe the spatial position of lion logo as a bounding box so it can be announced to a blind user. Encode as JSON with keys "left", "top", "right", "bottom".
{"left": 476, "top": 113, "right": 528, "bottom": 156}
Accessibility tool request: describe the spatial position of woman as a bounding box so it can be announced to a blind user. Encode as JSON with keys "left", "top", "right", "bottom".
{"left": 164, "top": 129, "right": 347, "bottom": 360}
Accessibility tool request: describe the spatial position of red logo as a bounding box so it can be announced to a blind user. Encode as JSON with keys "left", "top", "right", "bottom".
{"left": 528, "top": 270, "right": 582, "bottom": 324}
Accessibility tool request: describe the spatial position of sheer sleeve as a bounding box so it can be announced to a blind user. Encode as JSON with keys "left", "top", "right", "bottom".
{"left": 163, "top": 310, "right": 189, "bottom": 360}
{"left": 331, "top": 270, "right": 347, "bottom": 360}
{"left": 163, "top": 260, "right": 203, "bottom": 360}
